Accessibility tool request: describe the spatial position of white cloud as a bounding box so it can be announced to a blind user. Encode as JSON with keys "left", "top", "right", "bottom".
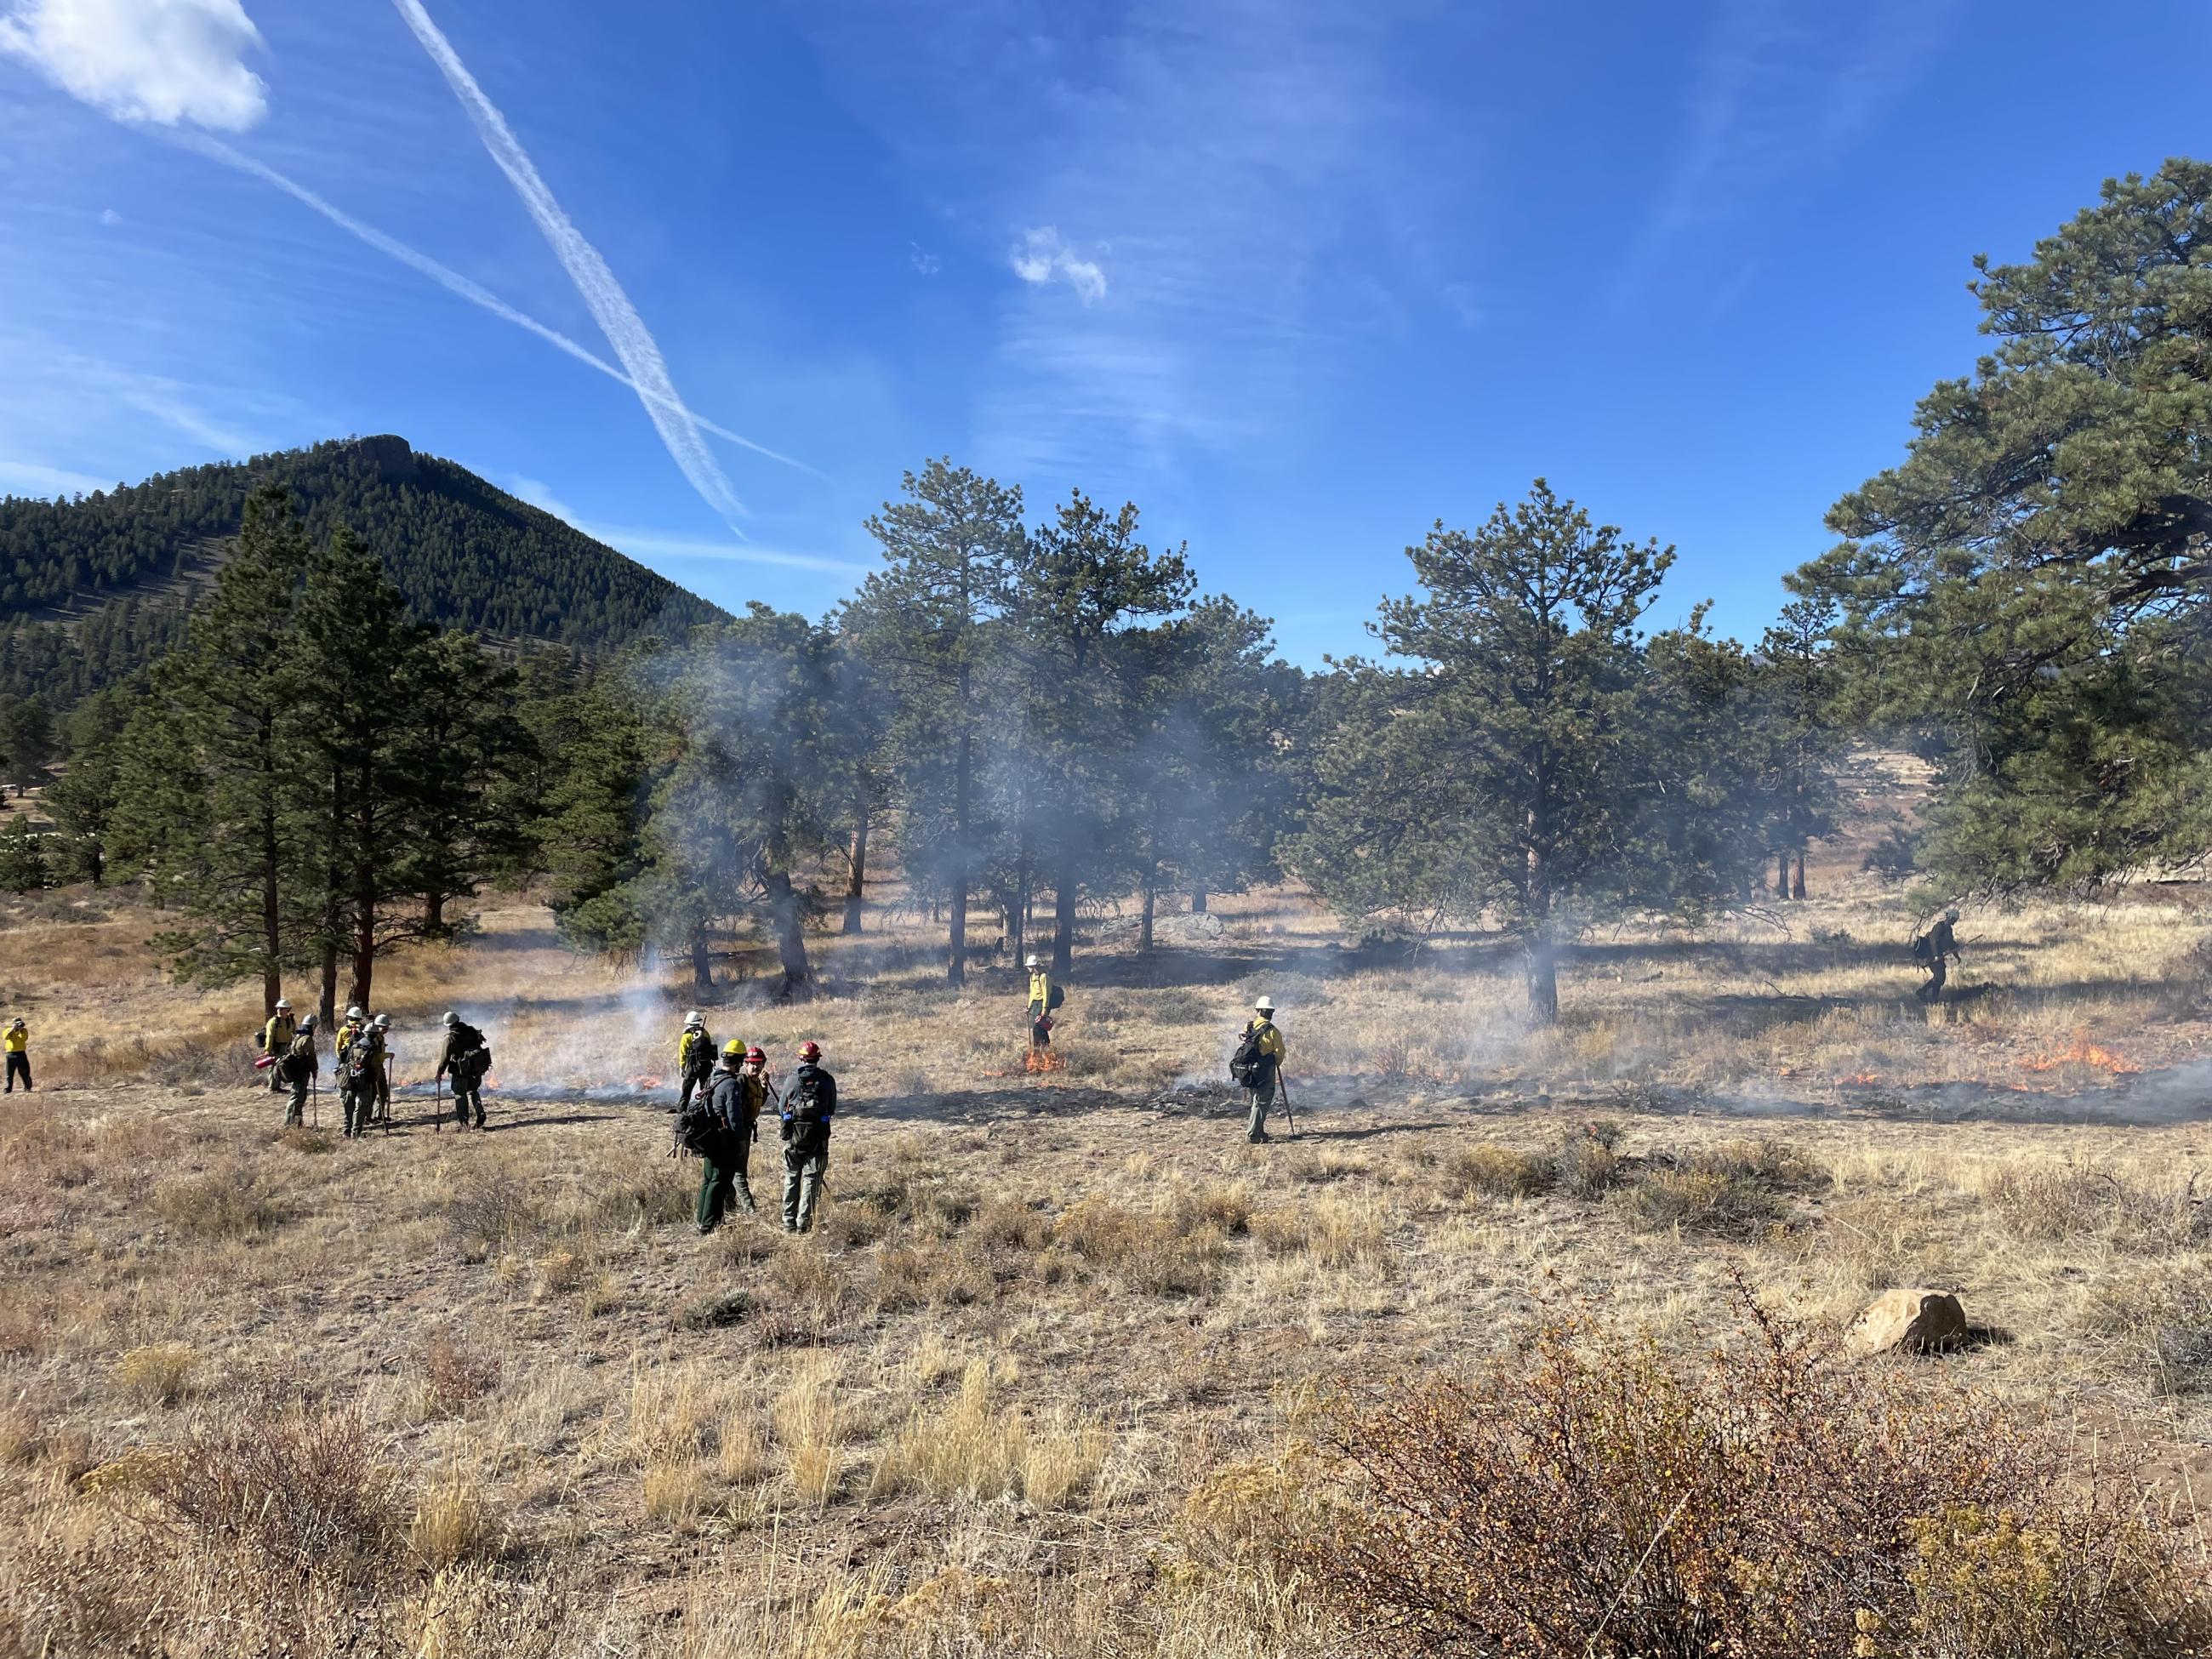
{"left": 0, "top": 0, "right": 268, "bottom": 130}
{"left": 98, "top": 206, "right": 122, "bottom": 225}
{"left": 1009, "top": 226, "right": 1107, "bottom": 305}
{"left": 0, "top": 459, "right": 111, "bottom": 498}
{"left": 909, "top": 243, "right": 940, "bottom": 276}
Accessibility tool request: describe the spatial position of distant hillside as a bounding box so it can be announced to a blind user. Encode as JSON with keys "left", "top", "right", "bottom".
{"left": 0, "top": 436, "right": 725, "bottom": 704}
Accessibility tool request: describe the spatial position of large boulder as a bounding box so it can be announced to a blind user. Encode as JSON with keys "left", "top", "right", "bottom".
{"left": 1848, "top": 1288, "right": 1967, "bottom": 1356}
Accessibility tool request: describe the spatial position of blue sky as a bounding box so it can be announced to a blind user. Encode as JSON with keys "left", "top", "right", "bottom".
{"left": 2, "top": 0, "right": 2208, "bottom": 664}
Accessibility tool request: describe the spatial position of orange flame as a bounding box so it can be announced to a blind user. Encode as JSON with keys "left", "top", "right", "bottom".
{"left": 630, "top": 1074, "right": 665, "bottom": 1090}
{"left": 2021, "top": 1031, "right": 2141, "bottom": 1075}
{"left": 1836, "top": 1072, "right": 1883, "bottom": 1087}
{"left": 1025, "top": 1048, "right": 1066, "bottom": 1075}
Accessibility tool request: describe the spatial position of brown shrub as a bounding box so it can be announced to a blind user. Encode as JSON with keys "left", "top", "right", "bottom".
{"left": 1985, "top": 1161, "right": 2205, "bottom": 1248}
{"left": 1554, "top": 1132, "right": 1623, "bottom": 1200}
{"left": 1296, "top": 1297, "right": 2211, "bottom": 1657}
{"left": 1440, "top": 1144, "right": 1553, "bottom": 1200}
{"left": 442, "top": 1172, "right": 542, "bottom": 1259}
{"left": 422, "top": 1337, "right": 499, "bottom": 1414}
{"left": 153, "top": 1160, "right": 292, "bottom": 1239}
{"left": 1623, "top": 1166, "right": 1790, "bottom": 1238}
{"left": 134, "top": 1404, "right": 403, "bottom": 1582}
{"left": 1052, "top": 1196, "right": 1224, "bottom": 1297}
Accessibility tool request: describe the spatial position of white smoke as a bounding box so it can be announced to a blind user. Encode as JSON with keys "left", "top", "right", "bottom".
{"left": 390, "top": 0, "right": 750, "bottom": 527}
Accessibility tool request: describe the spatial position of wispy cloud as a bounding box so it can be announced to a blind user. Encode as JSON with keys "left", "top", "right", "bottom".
{"left": 1009, "top": 226, "right": 1106, "bottom": 304}
{"left": 183, "top": 134, "right": 818, "bottom": 478}
{"left": 389, "top": 0, "right": 751, "bottom": 529}
{"left": 793, "top": 0, "right": 1476, "bottom": 492}
{"left": 0, "top": 459, "right": 112, "bottom": 499}
{"left": 584, "top": 524, "right": 871, "bottom": 577}
{"left": 1616, "top": 0, "right": 1958, "bottom": 303}
{"left": 0, "top": 0, "right": 267, "bottom": 130}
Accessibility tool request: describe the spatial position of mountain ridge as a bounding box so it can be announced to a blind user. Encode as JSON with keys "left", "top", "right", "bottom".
{"left": 0, "top": 435, "right": 727, "bottom": 705}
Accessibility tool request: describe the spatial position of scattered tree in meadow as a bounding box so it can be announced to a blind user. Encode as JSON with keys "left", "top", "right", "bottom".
{"left": 1288, "top": 482, "right": 1769, "bottom": 1023}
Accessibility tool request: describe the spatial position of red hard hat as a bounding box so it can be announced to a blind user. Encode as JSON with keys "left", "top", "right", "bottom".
{"left": 745, "top": 1046, "right": 766, "bottom": 1062}
{"left": 799, "top": 1040, "right": 821, "bottom": 1060}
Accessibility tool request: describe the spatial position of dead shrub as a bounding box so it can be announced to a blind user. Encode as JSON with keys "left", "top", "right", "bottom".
{"left": 143, "top": 1035, "right": 256, "bottom": 1088}
{"left": 672, "top": 1290, "right": 751, "bottom": 1332}
{"left": 442, "top": 1172, "right": 542, "bottom": 1259}
{"left": 115, "top": 1343, "right": 199, "bottom": 1408}
{"left": 1052, "top": 1196, "right": 1223, "bottom": 1297}
{"left": 1294, "top": 1297, "right": 2212, "bottom": 1657}
{"left": 1440, "top": 1144, "right": 1553, "bottom": 1200}
{"left": 1624, "top": 1166, "right": 1789, "bottom": 1238}
{"left": 971, "top": 1197, "right": 1050, "bottom": 1251}
{"left": 1554, "top": 1131, "right": 1622, "bottom": 1199}
{"left": 134, "top": 1403, "right": 403, "bottom": 1582}
{"left": 584, "top": 1154, "right": 695, "bottom": 1231}
{"left": 153, "top": 1160, "right": 292, "bottom": 1239}
{"left": 422, "top": 1337, "right": 499, "bottom": 1414}
{"left": 1986, "top": 1161, "right": 2204, "bottom": 1248}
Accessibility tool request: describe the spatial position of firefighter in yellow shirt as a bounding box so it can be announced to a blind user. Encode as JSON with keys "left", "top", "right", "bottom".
{"left": 4, "top": 1018, "right": 29, "bottom": 1093}
{"left": 1025, "top": 955, "right": 1060, "bottom": 1050}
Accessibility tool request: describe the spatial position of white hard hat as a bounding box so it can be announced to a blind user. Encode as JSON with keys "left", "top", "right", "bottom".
{"left": 373, "top": 1013, "right": 391, "bottom": 1029}
{"left": 1254, "top": 995, "right": 1276, "bottom": 1012}
{"left": 274, "top": 999, "right": 291, "bottom": 1011}
{"left": 684, "top": 1010, "right": 704, "bottom": 1027}
{"left": 1026, "top": 955, "right": 1042, "bottom": 968}
{"left": 442, "top": 1011, "right": 459, "bottom": 1026}
{"left": 346, "top": 1005, "right": 364, "bottom": 1021}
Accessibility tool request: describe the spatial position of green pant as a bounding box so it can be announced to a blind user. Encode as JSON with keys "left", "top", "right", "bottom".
{"left": 1245, "top": 1070, "right": 1277, "bottom": 1142}
{"left": 286, "top": 1076, "right": 312, "bottom": 1127}
{"left": 782, "top": 1133, "right": 829, "bottom": 1232}
{"left": 696, "top": 1131, "right": 755, "bottom": 1232}
{"left": 343, "top": 1082, "right": 373, "bottom": 1138}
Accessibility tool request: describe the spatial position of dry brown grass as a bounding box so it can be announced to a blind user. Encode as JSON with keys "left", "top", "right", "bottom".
{"left": 5, "top": 856, "right": 2212, "bottom": 1655}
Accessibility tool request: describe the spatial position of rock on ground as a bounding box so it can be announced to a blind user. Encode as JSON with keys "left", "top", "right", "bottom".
{"left": 1848, "top": 1288, "right": 1967, "bottom": 1356}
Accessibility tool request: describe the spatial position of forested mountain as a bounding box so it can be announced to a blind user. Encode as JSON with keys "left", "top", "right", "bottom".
{"left": 0, "top": 435, "right": 723, "bottom": 701}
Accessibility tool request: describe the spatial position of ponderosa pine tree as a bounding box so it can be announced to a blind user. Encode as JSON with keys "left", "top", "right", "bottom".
{"left": 113, "top": 483, "right": 317, "bottom": 1015}
{"left": 1755, "top": 596, "right": 1844, "bottom": 899}
{"left": 1007, "top": 493, "right": 1195, "bottom": 978}
{"left": 402, "top": 629, "right": 539, "bottom": 938}
{"left": 1797, "top": 157, "right": 2212, "bottom": 889}
{"left": 45, "top": 681, "right": 141, "bottom": 886}
{"left": 1287, "top": 482, "right": 1685, "bottom": 1023}
{"left": 850, "top": 462, "right": 1024, "bottom": 982}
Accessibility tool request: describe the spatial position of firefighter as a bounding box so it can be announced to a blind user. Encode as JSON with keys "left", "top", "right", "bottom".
{"left": 1916, "top": 908, "right": 1964, "bottom": 1002}
{"left": 1237, "top": 997, "right": 1287, "bottom": 1144}
{"left": 779, "top": 1041, "right": 837, "bottom": 1234}
{"left": 281, "top": 1015, "right": 320, "bottom": 1128}
{"left": 4, "top": 1018, "right": 29, "bottom": 1093}
{"left": 341, "top": 1013, "right": 384, "bottom": 1139}
{"left": 334, "top": 1005, "right": 365, "bottom": 1117}
{"left": 261, "top": 999, "right": 295, "bottom": 1092}
{"left": 371, "top": 1012, "right": 394, "bottom": 1123}
{"left": 676, "top": 1010, "right": 715, "bottom": 1115}
{"left": 696, "top": 1039, "right": 755, "bottom": 1234}
{"left": 436, "top": 1011, "right": 491, "bottom": 1129}
{"left": 1025, "top": 955, "right": 1057, "bottom": 1051}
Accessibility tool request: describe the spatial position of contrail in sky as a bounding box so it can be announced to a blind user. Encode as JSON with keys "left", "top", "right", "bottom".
{"left": 185, "top": 136, "right": 816, "bottom": 483}
{"left": 391, "top": 0, "right": 750, "bottom": 527}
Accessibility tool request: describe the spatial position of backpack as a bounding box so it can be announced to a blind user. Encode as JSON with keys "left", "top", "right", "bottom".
{"left": 1046, "top": 983, "right": 1066, "bottom": 1011}
{"left": 1229, "top": 1026, "right": 1264, "bottom": 1087}
{"left": 676, "top": 1094, "right": 719, "bottom": 1155}
{"left": 788, "top": 1067, "right": 831, "bottom": 1122}
{"left": 1910, "top": 932, "right": 1932, "bottom": 964}
{"left": 346, "top": 1031, "right": 382, "bottom": 1084}
{"left": 452, "top": 1023, "right": 491, "bottom": 1080}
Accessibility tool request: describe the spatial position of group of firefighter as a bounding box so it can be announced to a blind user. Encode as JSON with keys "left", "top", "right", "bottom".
{"left": 256, "top": 1001, "right": 492, "bottom": 1134}
{"left": 670, "top": 1015, "right": 840, "bottom": 1234}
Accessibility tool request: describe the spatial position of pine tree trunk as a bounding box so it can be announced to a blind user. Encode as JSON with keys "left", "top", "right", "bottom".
{"left": 1139, "top": 864, "right": 1156, "bottom": 955}
{"left": 319, "top": 943, "right": 338, "bottom": 1028}
{"left": 425, "top": 889, "right": 446, "bottom": 935}
{"left": 1525, "top": 835, "right": 1558, "bottom": 1025}
{"left": 1011, "top": 847, "right": 1030, "bottom": 969}
{"left": 767, "top": 869, "right": 811, "bottom": 995}
{"left": 1777, "top": 850, "right": 1791, "bottom": 897}
{"left": 947, "top": 727, "right": 971, "bottom": 986}
{"left": 349, "top": 895, "right": 376, "bottom": 1016}
{"left": 1791, "top": 851, "right": 1807, "bottom": 900}
{"left": 1052, "top": 864, "right": 1076, "bottom": 979}
{"left": 841, "top": 812, "right": 869, "bottom": 936}
{"left": 1191, "top": 888, "right": 1207, "bottom": 915}
{"left": 259, "top": 795, "right": 282, "bottom": 1018}
{"left": 690, "top": 924, "right": 713, "bottom": 990}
